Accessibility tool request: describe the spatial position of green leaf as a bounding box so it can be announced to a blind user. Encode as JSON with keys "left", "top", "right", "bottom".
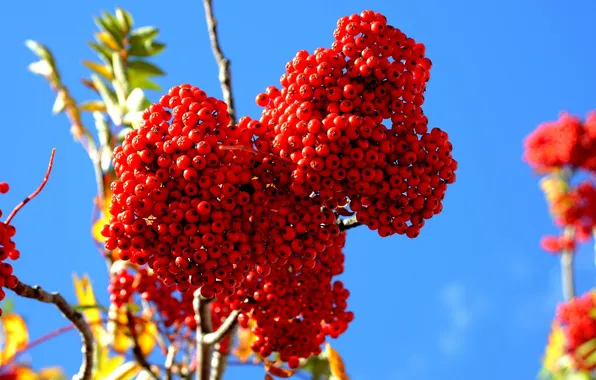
{"left": 128, "top": 60, "right": 165, "bottom": 77}
{"left": 95, "top": 31, "right": 121, "bottom": 51}
{"left": 128, "top": 41, "right": 165, "bottom": 57}
{"left": 28, "top": 60, "right": 53, "bottom": 77}
{"left": 125, "top": 88, "right": 146, "bottom": 113}
{"left": 95, "top": 13, "right": 125, "bottom": 43}
{"left": 25, "top": 40, "right": 52, "bottom": 61}
{"left": 83, "top": 60, "right": 113, "bottom": 81}
{"left": 115, "top": 8, "right": 133, "bottom": 35}
{"left": 52, "top": 91, "right": 66, "bottom": 114}
{"left": 91, "top": 74, "right": 121, "bottom": 125}
{"left": 129, "top": 26, "right": 159, "bottom": 46}
{"left": 129, "top": 76, "right": 161, "bottom": 91}
{"left": 88, "top": 41, "right": 113, "bottom": 64}
{"left": 72, "top": 304, "right": 109, "bottom": 313}
{"left": 111, "top": 52, "right": 128, "bottom": 104}
{"left": 79, "top": 100, "right": 106, "bottom": 112}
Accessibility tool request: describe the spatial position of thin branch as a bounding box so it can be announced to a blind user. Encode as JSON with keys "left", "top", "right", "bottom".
{"left": 202, "top": 0, "right": 237, "bottom": 125}
{"left": 165, "top": 345, "right": 177, "bottom": 380}
{"left": 126, "top": 311, "right": 160, "bottom": 380}
{"left": 10, "top": 281, "right": 94, "bottom": 380}
{"left": 561, "top": 226, "right": 576, "bottom": 301}
{"left": 208, "top": 325, "right": 236, "bottom": 380}
{"left": 203, "top": 310, "right": 239, "bottom": 345}
{"left": 5, "top": 149, "right": 56, "bottom": 225}
{"left": 194, "top": 290, "right": 214, "bottom": 380}
{"left": 336, "top": 216, "right": 361, "bottom": 231}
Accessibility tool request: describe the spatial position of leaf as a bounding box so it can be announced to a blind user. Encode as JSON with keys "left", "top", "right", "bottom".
{"left": 109, "top": 306, "right": 132, "bottom": 353}
{"left": 112, "top": 53, "right": 128, "bottom": 105}
{"left": 80, "top": 100, "right": 107, "bottom": 113}
{"left": 91, "top": 74, "right": 122, "bottom": 125}
{"left": 136, "top": 318, "right": 158, "bottom": 356}
{"left": 73, "top": 274, "right": 106, "bottom": 340}
{"left": 13, "top": 366, "right": 37, "bottom": 380}
{"left": 25, "top": 40, "right": 52, "bottom": 61}
{"left": 128, "top": 42, "right": 165, "bottom": 58}
{"left": 125, "top": 88, "right": 146, "bottom": 113}
{"left": 88, "top": 41, "right": 113, "bottom": 64}
{"left": 128, "top": 61, "right": 165, "bottom": 77}
{"left": 115, "top": 8, "right": 133, "bottom": 35}
{"left": 83, "top": 61, "right": 113, "bottom": 81}
{"left": 0, "top": 313, "right": 29, "bottom": 364}
{"left": 103, "top": 361, "right": 141, "bottom": 380}
{"left": 95, "top": 14, "right": 125, "bottom": 43}
{"left": 233, "top": 326, "right": 256, "bottom": 363}
{"left": 264, "top": 359, "right": 294, "bottom": 379}
{"left": 81, "top": 78, "right": 97, "bottom": 92}
{"left": 72, "top": 304, "right": 109, "bottom": 313}
{"left": 52, "top": 91, "right": 66, "bottom": 114}
{"left": 1, "top": 299, "right": 14, "bottom": 316}
{"left": 129, "top": 27, "right": 159, "bottom": 47}
{"left": 38, "top": 366, "right": 65, "bottom": 380}
{"left": 28, "top": 60, "right": 53, "bottom": 77}
{"left": 326, "top": 344, "right": 348, "bottom": 380}
{"left": 129, "top": 76, "right": 161, "bottom": 92}
{"left": 95, "top": 31, "right": 121, "bottom": 51}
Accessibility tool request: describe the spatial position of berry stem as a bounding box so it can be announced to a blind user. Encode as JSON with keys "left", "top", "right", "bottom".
{"left": 202, "top": 0, "right": 236, "bottom": 125}
{"left": 5, "top": 149, "right": 56, "bottom": 225}
{"left": 561, "top": 226, "right": 576, "bottom": 301}
{"left": 126, "top": 311, "right": 160, "bottom": 380}
{"left": 10, "top": 280, "right": 94, "bottom": 380}
{"left": 165, "top": 344, "right": 177, "bottom": 380}
{"left": 337, "top": 215, "right": 362, "bottom": 231}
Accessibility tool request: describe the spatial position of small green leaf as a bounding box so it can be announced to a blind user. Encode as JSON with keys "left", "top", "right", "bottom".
{"left": 28, "top": 60, "right": 53, "bottom": 77}
{"left": 129, "top": 76, "right": 161, "bottom": 91}
{"left": 112, "top": 52, "right": 128, "bottom": 104}
{"left": 83, "top": 60, "right": 113, "bottom": 81}
{"left": 88, "top": 41, "right": 113, "bottom": 64}
{"left": 91, "top": 74, "right": 121, "bottom": 125}
{"left": 128, "top": 41, "right": 165, "bottom": 57}
{"left": 125, "top": 303, "right": 141, "bottom": 313}
{"left": 129, "top": 26, "right": 159, "bottom": 46}
{"left": 52, "top": 91, "right": 66, "bottom": 114}
{"left": 94, "top": 13, "right": 125, "bottom": 43}
{"left": 128, "top": 60, "right": 165, "bottom": 77}
{"left": 79, "top": 100, "right": 106, "bottom": 112}
{"left": 115, "top": 8, "right": 133, "bottom": 35}
{"left": 72, "top": 304, "right": 109, "bottom": 313}
{"left": 25, "top": 40, "right": 51, "bottom": 61}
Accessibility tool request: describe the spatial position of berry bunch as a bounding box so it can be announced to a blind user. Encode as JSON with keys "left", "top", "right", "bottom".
{"left": 524, "top": 112, "right": 596, "bottom": 172}
{"left": 0, "top": 183, "right": 20, "bottom": 316}
{"left": 103, "top": 84, "right": 272, "bottom": 295}
{"left": 556, "top": 290, "right": 596, "bottom": 370}
{"left": 226, "top": 231, "right": 351, "bottom": 367}
{"left": 255, "top": 9, "right": 456, "bottom": 237}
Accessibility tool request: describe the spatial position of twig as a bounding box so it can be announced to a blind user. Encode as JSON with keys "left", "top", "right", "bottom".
{"left": 336, "top": 216, "right": 361, "bottom": 231}
{"left": 203, "top": 310, "right": 239, "bottom": 345}
{"left": 561, "top": 226, "right": 576, "bottom": 301}
{"left": 5, "top": 149, "right": 56, "bottom": 225}
{"left": 194, "top": 290, "right": 214, "bottom": 380}
{"left": 208, "top": 325, "right": 236, "bottom": 380}
{"left": 126, "top": 311, "right": 160, "bottom": 380}
{"left": 202, "top": 0, "right": 236, "bottom": 125}
{"left": 165, "top": 345, "right": 177, "bottom": 380}
{"left": 11, "top": 281, "right": 94, "bottom": 380}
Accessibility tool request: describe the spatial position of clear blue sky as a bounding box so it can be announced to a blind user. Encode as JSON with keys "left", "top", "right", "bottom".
{"left": 1, "top": 1, "right": 596, "bottom": 379}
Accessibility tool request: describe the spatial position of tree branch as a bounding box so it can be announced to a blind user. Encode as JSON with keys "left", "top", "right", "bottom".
{"left": 126, "top": 311, "right": 160, "bottom": 380}
{"left": 165, "top": 344, "right": 177, "bottom": 380}
{"left": 194, "top": 290, "right": 213, "bottom": 380}
{"left": 202, "top": 0, "right": 237, "bottom": 125}
{"left": 208, "top": 325, "right": 236, "bottom": 380}
{"left": 203, "top": 309, "right": 239, "bottom": 345}
{"left": 336, "top": 216, "right": 361, "bottom": 231}
{"left": 11, "top": 281, "right": 94, "bottom": 380}
{"left": 561, "top": 226, "right": 576, "bottom": 301}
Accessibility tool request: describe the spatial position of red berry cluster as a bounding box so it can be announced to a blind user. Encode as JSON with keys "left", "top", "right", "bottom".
{"left": 254, "top": 10, "right": 456, "bottom": 237}
{"left": 102, "top": 84, "right": 270, "bottom": 294}
{"left": 541, "top": 181, "right": 596, "bottom": 254}
{"left": 0, "top": 183, "right": 20, "bottom": 316}
{"left": 556, "top": 290, "right": 596, "bottom": 370}
{"left": 524, "top": 112, "right": 596, "bottom": 172}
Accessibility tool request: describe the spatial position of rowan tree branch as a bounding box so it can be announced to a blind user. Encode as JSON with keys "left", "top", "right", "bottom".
{"left": 11, "top": 281, "right": 94, "bottom": 380}
{"left": 336, "top": 216, "right": 361, "bottom": 231}
{"left": 203, "top": 309, "right": 239, "bottom": 345}
{"left": 561, "top": 226, "right": 576, "bottom": 301}
{"left": 202, "top": 0, "right": 236, "bottom": 125}
{"left": 194, "top": 290, "right": 213, "bottom": 380}
{"left": 126, "top": 311, "right": 160, "bottom": 380}
{"left": 165, "top": 344, "right": 177, "bottom": 380}
{"left": 208, "top": 325, "right": 236, "bottom": 380}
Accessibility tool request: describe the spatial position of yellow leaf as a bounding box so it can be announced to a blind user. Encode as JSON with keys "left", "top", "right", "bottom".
{"left": 73, "top": 274, "right": 106, "bottom": 340}
{"left": 233, "top": 326, "right": 256, "bottom": 363}
{"left": 103, "top": 361, "right": 141, "bottom": 380}
{"left": 14, "top": 366, "right": 37, "bottom": 380}
{"left": 326, "top": 344, "right": 348, "bottom": 380}
{"left": 137, "top": 318, "right": 158, "bottom": 356}
{"left": 0, "top": 314, "right": 29, "bottom": 365}
{"left": 38, "top": 366, "right": 65, "bottom": 380}
{"left": 95, "top": 32, "right": 121, "bottom": 51}
{"left": 83, "top": 61, "right": 113, "bottom": 81}
{"left": 109, "top": 306, "right": 132, "bottom": 353}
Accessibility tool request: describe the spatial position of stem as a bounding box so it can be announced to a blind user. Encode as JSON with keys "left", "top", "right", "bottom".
{"left": 336, "top": 216, "right": 361, "bottom": 231}
{"left": 5, "top": 149, "right": 56, "bottom": 225}
{"left": 10, "top": 281, "right": 94, "bottom": 380}
{"left": 194, "top": 290, "right": 213, "bottom": 380}
{"left": 126, "top": 311, "right": 160, "bottom": 380}
{"left": 203, "top": 310, "right": 239, "bottom": 345}
{"left": 561, "top": 226, "right": 576, "bottom": 301}
{"left": 202, "top": 0, "right": 236, "bottom": 125}
{"left": 165, "top": 345, "right": 177, "bottom": 380}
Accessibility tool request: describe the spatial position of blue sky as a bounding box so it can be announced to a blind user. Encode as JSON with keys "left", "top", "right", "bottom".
{"left": 1, "top": 0, "right": 596, "bottom": 379}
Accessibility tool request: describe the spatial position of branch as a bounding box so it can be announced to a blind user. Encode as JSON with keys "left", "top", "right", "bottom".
{"left": 5, "top": 149, "right": 56, "bottom": 225}
{"left": 165, "top": 345, "right": 177, "bottom": 380}
{"left": 202, "top": 0, "right": 237, "bottom": 125}
{"left": 194, "top": 289, "right": 214, "bottom": 380}
{"left": 336, "top": 216, "right": 361, "bottom": 231}
{"left": 126, "top": 311, "right": 160, "bottom": 380}
{"left": 208, "top": 325, "right": 236, "bottom": 380}
{"left": 203, "top": 310, "right": 239, "bottom": 345}
{"left": 11, "top": 281, "right": 94, "bottom": 380}
{"left": 561, "top": 226, "right": 576, "bottom": 301}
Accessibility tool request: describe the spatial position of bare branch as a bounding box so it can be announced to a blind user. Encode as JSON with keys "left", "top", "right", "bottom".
{"left": 165, "top": 345, "right": 177, "bottom": 380}
{"left": 202, "top": 0, "right": 237, "bottom": 125}
{"left": 194, "top": 290, "right": 214, "bottom": 380}
{"left": 336, "top": 216, "right": 361, "bottom": 231}
{"left": 11, "top": 281, "right": 94, "bottom": 380}
{"left": 561, "top": 226, "right": 576, "bottom": 301}
{"left": 126, "top": 311, "right": 160, "bottom": 380}
{"left": 203, "top": 310, "right": 239, "bottom": 345}
{"left": 208, "top": 325, "right": 237, "bottom": 380}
